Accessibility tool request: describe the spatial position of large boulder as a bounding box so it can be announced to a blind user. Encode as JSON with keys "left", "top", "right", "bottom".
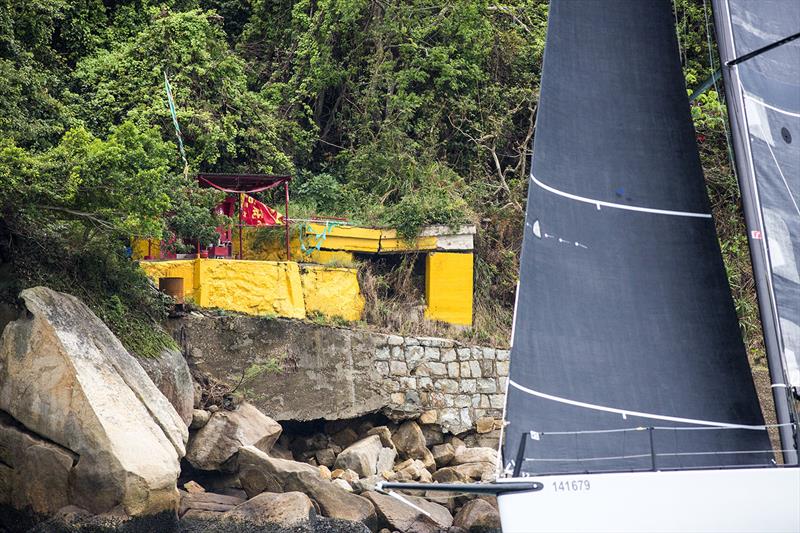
{"left": 178, "top": 490, "right": 245, "bottom": 516}
{"left": 186, "top": 402, "right": 281, "bottom": 471}
{"left": 283, "top": 471, "right": 378, "bottom": 531}
{"left": 137, "top": 348, "right": 194, "bottom": 426}
{"left": 393, "top": 421, "right": 436, "bottom": 471}
{"left": 223, "top": 491, "right": 315, "bottom": 527}
{"left": 376, "top": 447, "right": 397, "bottom": 476}
{"left": 334, "top": 435, "right": 382, "bottom": 478}
{"left": 392, "top": 421, "right": 427, "bottom": 460}
{"left": 431, "top": 443, "right": 455, "bottom": 467}
{"left": 237, "top": 445, "right": 320, "bottom": 498}
{"left": 453, "top": 499, "right": 501, "bottom": 532}
{"left": 0, "top": 412, "right": 75, "bottom": 515}
{"left": 0, "top": 287, "right": 188, "bottom": 516}
{"left": 363, "top": 490, "right": 452, "bottom": 533}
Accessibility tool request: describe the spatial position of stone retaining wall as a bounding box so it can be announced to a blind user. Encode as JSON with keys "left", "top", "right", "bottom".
{"left": 171, "top": 314, "right": 508, "bottom": 434}
{"left": 375, "top": 335, "right": 508, "bottom": 433}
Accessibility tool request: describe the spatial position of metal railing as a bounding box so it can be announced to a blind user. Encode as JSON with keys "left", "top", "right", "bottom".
{"left": 510, "top": 423, "right": 797, "bottom": 477}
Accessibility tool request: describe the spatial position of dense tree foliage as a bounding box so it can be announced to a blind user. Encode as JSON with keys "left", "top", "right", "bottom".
{"left": 0, "top": 1, "right": 760, "bottom": 358}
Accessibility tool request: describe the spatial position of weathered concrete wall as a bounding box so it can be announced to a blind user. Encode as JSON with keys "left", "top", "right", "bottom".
{"left": 170, "top": 315, "right": 507, "bottom": 434}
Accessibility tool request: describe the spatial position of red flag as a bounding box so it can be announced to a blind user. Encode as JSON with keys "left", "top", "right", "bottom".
{"left": 240, "top": 194, "right": 284, "bottom": 226}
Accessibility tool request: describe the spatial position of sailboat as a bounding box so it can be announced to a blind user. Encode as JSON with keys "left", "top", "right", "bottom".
{"left": 382, "top": 1, "right": 799, "bottom": 530}
{"left": 496, "top": 0, "right": 799, "bottom": 531}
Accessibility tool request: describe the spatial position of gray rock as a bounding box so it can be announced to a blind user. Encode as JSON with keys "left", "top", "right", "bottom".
{"left": 431, "top": 443, "right": 455, "bottom": 467}
{"left": 282, "top": 471, "right": 378, "bottom": 531}
{"left": 433, "top": 462, "right": 495, "bottom": 483}
{"left": 334, "top": 435, "right": 382, "bottom": 478}
{"left": 186, "top": 402, "right": 282, "bottom": 471}
{"left": 237, "top": 445, "right": 320, "bottom": 498}
{"left": 351, "top": 475, "right": 381, "bottom": 494}
{"left": 330, "top": 426, "right": 359, "bottom": 448}
{"left": 366, "top": 426, "right": 395, "bottom": 449}
{"left": 363, "top": 490, "right": 453, "bottom": 533}
{"left": 137, "top": 347, "right": 194, "bottom": 427}
{"left": 420, "top": 424, "right": 444, "bottom": 447}
{"left": 376, "top": 447, "right": 397, "bottom": 475}
{"left": 315, "top": 447, "right": 337, "bottom": 467}
{"left": 0, "top": 287, "right": 186, "bottom": 516}
{"left": 178, "top": 490, "right": 246, "bottom": 516}
{"left": 392, "top": 421, "right": 427, "bottom": 461}
{"left": 452, "top": 447, "right": 498, "bottom": 466}
{"left": 0, "top": 412, "right": 75, "bottom": 515}
{"left": 453, "top": 498, "right": 501, "bottom": 532}
{"left": 332, "top": 478, "right": 353, "bottom": 492}
{"left": 190, "top": 409, "right": 211, "bottom": 429}
{"left": 223, "top": 491, "right": 315, "bottom": 526}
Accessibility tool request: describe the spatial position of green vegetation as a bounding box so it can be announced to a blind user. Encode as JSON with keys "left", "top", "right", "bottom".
{"left": 0, "top": 1, "right": 761, "bottom": 359}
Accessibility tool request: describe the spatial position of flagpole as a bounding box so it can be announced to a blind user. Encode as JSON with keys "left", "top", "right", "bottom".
{"left": 284, "top": 181, "right": 291, "bottom": 261}
{"left": 238, "top": 193, "right": 243, "bottom": 260}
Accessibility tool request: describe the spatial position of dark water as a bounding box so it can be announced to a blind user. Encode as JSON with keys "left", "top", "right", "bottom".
{"left": 0, "top": 508, "right": 369, "bottom": 533}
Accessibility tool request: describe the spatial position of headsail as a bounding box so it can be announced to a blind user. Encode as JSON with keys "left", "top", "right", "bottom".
{"left": 713, "top": 0, "right": 800, "bottom": 463}
{"left": 503, "top": 0, "right": 772, "bottom": 476}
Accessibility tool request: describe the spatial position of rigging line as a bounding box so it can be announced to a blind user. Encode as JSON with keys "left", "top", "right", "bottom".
{"left": 530, "top": 175, "right": 713, "bottom": 218}
{"left": 673, "top": 0, "right": 683, "bottom": 64}
{"left": 524, "top": 423, "right": 795, "bottom": 436}
{"left": 524, "top": 448, "right": 792, "bottom": 462}
{"left": 525, "top": 454, "right": 651, "bottom": 463}
{"left": 754, "top": 121, "right": 800, "bottom": 217}
{"left": 508, "top": 379, "right": 769, "bottom": 430}
{"left": 727, "top": 31, "right": 800, "bottom": 67}
{"left": 703, "top": 0, "right": 735, "bottom": 171}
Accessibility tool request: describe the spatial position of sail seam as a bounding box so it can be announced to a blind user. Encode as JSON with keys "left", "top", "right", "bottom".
{"left": 530, "top": 175, "right": 713, "bottom": 218}
{"left": 508, "top": 379, "right": 768, "bottom": 430}
{"left": 743, "top": 91, "right": 800, "bottom": 118}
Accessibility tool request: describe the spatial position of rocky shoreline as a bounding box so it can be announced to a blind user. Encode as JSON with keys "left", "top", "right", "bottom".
{"left": 0, "top": 288, "right": 503, "bottom": 533}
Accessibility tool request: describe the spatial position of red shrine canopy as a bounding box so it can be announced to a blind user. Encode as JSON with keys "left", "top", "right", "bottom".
{"left": 197, "top": 173, "right": 292, "bottom": 260}
{"left": 197, "top": 173, "right": 291, "bottom": 193}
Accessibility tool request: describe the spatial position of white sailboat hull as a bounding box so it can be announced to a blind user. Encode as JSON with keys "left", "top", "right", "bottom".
{"left": 497, "top": 467, "right": 800, "bottom": 532}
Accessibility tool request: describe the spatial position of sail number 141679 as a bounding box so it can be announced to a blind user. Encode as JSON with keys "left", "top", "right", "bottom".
{"left": 552, "top": 480, "right": 590, "bottom": 492}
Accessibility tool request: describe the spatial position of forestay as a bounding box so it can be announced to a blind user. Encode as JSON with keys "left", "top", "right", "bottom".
{"left": 502, "top": 0, "right": 773, "bottom": 476}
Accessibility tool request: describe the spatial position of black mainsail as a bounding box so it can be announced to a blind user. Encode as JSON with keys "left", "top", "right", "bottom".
{"left": 713, "top": 0, "right": 800, "bottom": 464}
{"left": 503, "top": 0, "right": 773, "bottom": 476}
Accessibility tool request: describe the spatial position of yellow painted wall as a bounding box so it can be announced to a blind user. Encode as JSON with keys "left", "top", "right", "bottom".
{"left": 138, "top": 259, "right": 364, "bottom": 322}
{"left": 379, "top": 229, "right": 437, "bottom": 252}
{"left": 233, "top": 228, "right": 354, "bottom": 265}
{"left": 307, "top": 224, "right": 382, "bottom": 253}
{"left": 424, "top": 252, "right": 474, "bottom": 326}
{"left": 131, "top": 238, "right": 160, "bottom": 260}
{"left": 195, "top": 259, "right": 306, "bottom": 319}
{"left": 301, "top": 265, "right": 364, "bottom": 321}
{"left": 138, "top": 260, "right": 197, "bottom": 299}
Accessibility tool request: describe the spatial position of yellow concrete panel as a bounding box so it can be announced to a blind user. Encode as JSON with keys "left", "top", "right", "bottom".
{"left": 424, "top": 252, "right": 474, "bottom": 326}
{"left": 138, "top": 260, "right": 197, "bottom": 299}
{"left": 379, "top": 229, "right": 438, "bottom": 252}
{"left": 194, "top": 259, "right": 306, "bottom": 319}
{"left": 131, "top": 238, "right": 160, "bottom": 260}
{"left": 306, "top": 224, "right": 381, "bottom": 253}
{"left": 232, "top": 228, "right": 355, "bottom": 266}
{"left": 306, "top": 250, "right": 355, "bottom": 265}
{"left": 301, "top": 265, "right": 365, "bottom": 322}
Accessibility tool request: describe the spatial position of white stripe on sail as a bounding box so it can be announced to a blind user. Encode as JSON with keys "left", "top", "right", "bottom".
{"left": 743, "top": 91, "right": 800, "bottom": 118}
{"left": 530, "top": 175, "right": 713, "bottom": 219}
{"left": 508, "top": 379, "right": 769, "bottom": 430}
